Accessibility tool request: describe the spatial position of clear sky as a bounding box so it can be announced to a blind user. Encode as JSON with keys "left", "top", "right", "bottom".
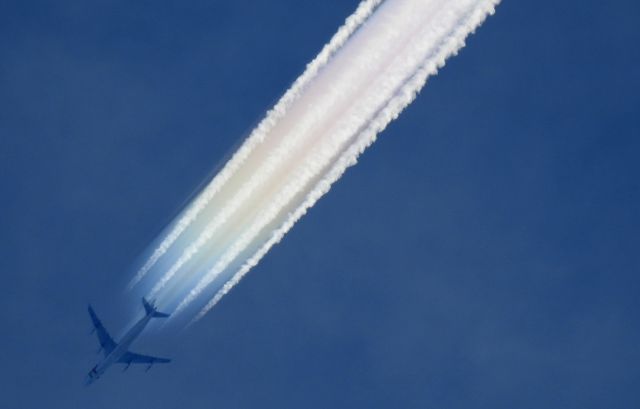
{"left": 1, "top": 0, "right": 639, "bottom": 408}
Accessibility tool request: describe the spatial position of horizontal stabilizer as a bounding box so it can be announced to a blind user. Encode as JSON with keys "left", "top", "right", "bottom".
{"left": 142, "top": 297, "right": 170, "bottom": 318}
{"left": 151, "top": 310, "right": 169, "bottom": 318}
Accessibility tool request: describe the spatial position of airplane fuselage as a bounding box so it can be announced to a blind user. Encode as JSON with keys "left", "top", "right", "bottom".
{"left": 85, "top": 298, "right": 170, "bottom": 385}
{"left": 87, "top": 312, "right": 154, "bottom": 383}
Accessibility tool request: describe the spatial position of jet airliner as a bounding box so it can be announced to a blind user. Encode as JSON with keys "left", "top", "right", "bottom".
{"left": 86, "top": 298, "right": 171, "bottom": 385}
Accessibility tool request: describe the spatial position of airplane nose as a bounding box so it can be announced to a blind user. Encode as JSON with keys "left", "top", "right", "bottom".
{"left": 84, "top": 371, "right": 97, "bottom": 386}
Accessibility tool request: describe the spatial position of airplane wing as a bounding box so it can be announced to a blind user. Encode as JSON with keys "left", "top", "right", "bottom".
{"left": 88, "top": 305, "right": 117, "bottom": 356}
{"left": 118, "top": 351, "right": 171, "bottom": 365}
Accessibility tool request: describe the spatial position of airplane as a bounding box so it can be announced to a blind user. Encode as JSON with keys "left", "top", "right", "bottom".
{"left": 85, "top": 297, "right": 171, "bottom": 385}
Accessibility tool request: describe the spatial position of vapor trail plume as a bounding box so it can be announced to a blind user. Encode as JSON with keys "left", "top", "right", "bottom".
{"left": 129, "top": 0, "right": 383, "bottom": 288}
{"left": 189, "top": 0, "right": 501, "bottom": 321}
{"left": 130, "top": 0, "right": 500, "bottom": 323}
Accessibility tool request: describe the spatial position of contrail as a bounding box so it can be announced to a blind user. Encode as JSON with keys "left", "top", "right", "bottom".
{"left": 129, "top": 0, "right": 383, "bottom": 289}
{"left": 130, "top": 0, "right": 500, "bottom": 323}
{"left": 188, "top": 0, "right": 501, "bottom": 321}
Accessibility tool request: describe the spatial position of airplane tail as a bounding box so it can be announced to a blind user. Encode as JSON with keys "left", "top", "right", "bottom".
{"left": 142, "top": 297, "right": 170, "bottom": 318}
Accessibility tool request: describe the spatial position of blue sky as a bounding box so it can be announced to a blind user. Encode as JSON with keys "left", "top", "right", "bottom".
{"left": 1, "top": 0, "right": 639, "bottom": 407}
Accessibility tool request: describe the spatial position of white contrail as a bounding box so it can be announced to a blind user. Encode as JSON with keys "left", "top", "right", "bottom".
{"left": 131, "top": 0, "right": 500, "bottom": 323}
{"left": 129, "top": 0, "right": 384, "bottom": 288}
{"left": 149, "top": 0, "right": 427, "bottom": 298}
{"left": 174, "top": 0, "right": 458, "bottom": 315}
{"left": 188, "top": 0, "right": 501, "bottom": 322}
{"left": 170, "top": 0, "right": 449, "bottom": 315}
